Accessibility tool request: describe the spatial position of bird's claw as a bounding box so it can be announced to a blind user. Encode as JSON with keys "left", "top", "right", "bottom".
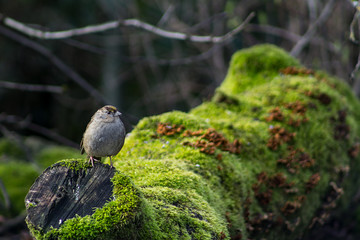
{"left": 88, "top": 156, "right": 99, "bottom": 167}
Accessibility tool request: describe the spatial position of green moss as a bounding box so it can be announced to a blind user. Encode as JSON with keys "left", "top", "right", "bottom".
{"left": 0, "top": 161, "right": 38, "bottom": 216}
{"left": 0, "top": 138, "right": 26, "bottom": 160}
{"left": 55, "top": 158, "right": 89, "bottom": 170}
{"left": 142, "top": 187, "right": 228, "bottom": 239}
{"left": 27, "top": 44, "right": 360, "bottom": 239}
{"left": 219, "top": 44, "right": 301, "bottom": 95}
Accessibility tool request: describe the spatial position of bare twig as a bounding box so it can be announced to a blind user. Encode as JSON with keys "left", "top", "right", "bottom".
{"left": 62, "top": 38, "right": 107, "bottom": 55}
{"left": 157, "top": 5, "right": 175, "bottom": 27}
{"left": 0, "top": 81, "right": 63, "bottom": 94}
{"left": 0, "top": 123, "right": 43, "bottom": 173}
{"left": 351, "top": 52, "right": 360, "bottom": 80}
{"left": 351, "top": 52, "right": 360, "bottom": 97}
{"left": 246, "top": 24, "right": 339, "bottom": 55}
{"left": 247, "top": 24, "right": 301, "bottom": 42}
{"left": 63, "top": 37, "right": 227, "bottom": 66}
{"left": 0, "top": 179, "right": 11, "bottom": 211}
{"left": 290, "top": 0, "right": 339, "bottom": 57}
{"left": 0, "top": 113, "right": 79, "bottom": 148}
{"left": 155, "top": 42, "right": 227, "bottom": 66}
{"left": 349, "top": 4, "right": 360, "bottom": 91}
{"left": 120, "top": 12, "right": 255, "bottom": 43}
{"left": 349, "top": 10, "right": 360, "bottom": 44}
{"left": 188, "top": 12, "right": 227, "bottom": 33}
{"left": 2, "top": 16, "right": 119, "bottom": 39}
{"left": 1, "top": 12, "right": 255, "bottom": 43}
{"left": 0, "top": 213, "right": 26, "bottom": 235}
{"left": 0, "top": 25, "right": 108, "bottom": 105}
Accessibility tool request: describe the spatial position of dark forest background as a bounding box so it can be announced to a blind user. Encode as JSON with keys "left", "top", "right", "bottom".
{"left": 0, "top": 0, "right": 360, "bottom": 239}
{"left": 0, "top": 0, "right": 358, "bottom": 143}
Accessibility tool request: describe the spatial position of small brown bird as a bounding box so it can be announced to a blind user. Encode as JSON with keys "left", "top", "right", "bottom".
{"left": 80, "top": 105, "right": 126, "bottom": 167}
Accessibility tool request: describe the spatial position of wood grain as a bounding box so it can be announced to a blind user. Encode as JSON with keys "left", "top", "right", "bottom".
{"left": 25, "top": 162, "right": 115, "bottom": 232}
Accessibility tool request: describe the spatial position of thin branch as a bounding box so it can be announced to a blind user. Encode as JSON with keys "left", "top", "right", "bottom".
{"left": 246, "top": 24, "right": 340, "bottom": 55}
{"left": 0, "top": 113, "right": 79, "bottom": 148}
{"left": 349, "top": 10, "right": 360, "bottom": 44}
{"left": 0, "top": 123, "right": 43, "bottom": 173}
{"left": 0, "top": 179, "right": 11, "bottom": 211}
{"left": 151, "top": 42, "right": 228, "bottom": 66}
{"left": 0, "top": 213, "right": 26, "bottom": 235}
{"left": 157, "top": 5, "right": 175, "bottom": 27}
{"left": 247, "top": 24, "right": 301, "bottom": 42}
{"left": 351, "top": 52, "right": 360, "bottom": 97}
{"left": 350, "top": 8, "right": 360, "bottom": 90}
{"left": 62, "top": 38, "right": 228, "bottom": 66}
{"left": 2, "top": 16, "right": 119, "bottom": 39}
{"left": 0, "top": 81, "right": 63, "bottom": 93}
{"left": 351, "top": 52, "right": 360, "bottom": 80}
{"left": 1, "top": 12, "right": 255, "bottom": 43}
{"left": 290, "top": 0, "right": 339, "bottom": 57}
{"left": 0, "top": 25, "right": 108, "bottom": 105}
{"left": 62, "top": 38, "right": 108, "bottom": 55}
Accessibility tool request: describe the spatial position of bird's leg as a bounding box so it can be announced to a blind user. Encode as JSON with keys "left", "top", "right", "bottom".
{"left": 88, "top": 156, "right": 95, "bottom": 167}
{"left": 88, "top": 156, "right": 99, "bottom": 167}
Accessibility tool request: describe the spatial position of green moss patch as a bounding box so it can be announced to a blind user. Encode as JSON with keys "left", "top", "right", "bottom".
{"left": 0, "top": 161, "right": 39, "bottom": 216}
{"left": 0, "top": 138, "right": 26, "bottom": 161}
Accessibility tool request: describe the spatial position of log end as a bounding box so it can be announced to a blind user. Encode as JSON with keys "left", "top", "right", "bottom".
{"left": 25, "top": 159, "right": 145, "bottom": 239}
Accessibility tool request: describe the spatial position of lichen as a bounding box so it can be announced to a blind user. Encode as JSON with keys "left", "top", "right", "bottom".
{"left": 27, "top": 44, "right": 360, "bottom": 239}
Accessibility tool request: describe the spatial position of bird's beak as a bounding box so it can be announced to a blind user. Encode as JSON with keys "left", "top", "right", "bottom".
{"left": 115, "top": 111, "right": 122, "bottom": 117}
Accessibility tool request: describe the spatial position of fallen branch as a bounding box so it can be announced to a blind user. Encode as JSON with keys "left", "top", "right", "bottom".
{"left": 0, "top": 12, "right": 255, "bottom": 43}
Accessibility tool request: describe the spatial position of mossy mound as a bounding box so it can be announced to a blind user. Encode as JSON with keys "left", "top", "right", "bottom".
{"left": 27, "top": 44, "right": 360, "bottom": 239}
{"left": 218, "top": 44, "right": 301, "bottom": 94}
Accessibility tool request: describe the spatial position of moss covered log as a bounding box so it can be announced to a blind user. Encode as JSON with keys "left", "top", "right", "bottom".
{"left": 26, "top": 44, "right": 360, "bottom": 239}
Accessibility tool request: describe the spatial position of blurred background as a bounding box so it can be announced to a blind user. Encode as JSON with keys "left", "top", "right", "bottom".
{"left": 0, "top": 0, "right": 359, "bottom": 239}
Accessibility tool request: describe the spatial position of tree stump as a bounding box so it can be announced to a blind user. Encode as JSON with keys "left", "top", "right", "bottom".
{"left": 25, "top": 161, "right": 116, "bottom": 232}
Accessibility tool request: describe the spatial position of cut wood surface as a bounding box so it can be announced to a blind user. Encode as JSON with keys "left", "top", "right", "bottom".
{"left": 25, "top": 162, "right": 115, "bottom": 232}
